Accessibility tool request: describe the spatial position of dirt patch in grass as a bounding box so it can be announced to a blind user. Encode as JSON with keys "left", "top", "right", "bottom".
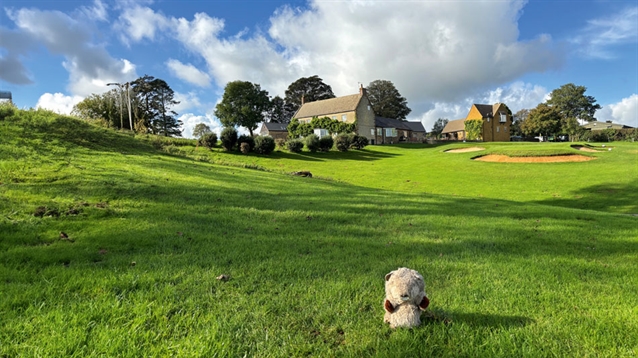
{"left": 571, "top": 145, "right": 600, "bottom": 152}
{"left": 445, "top": 147, "right": 485, "bottom": 153}
{"left": 474, "top": 154, "right": 596, "bottom": 163}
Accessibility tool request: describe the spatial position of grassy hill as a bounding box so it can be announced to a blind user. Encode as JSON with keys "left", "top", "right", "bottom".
{"left": 1, "top": 108, "right": 637, "bottom": 357}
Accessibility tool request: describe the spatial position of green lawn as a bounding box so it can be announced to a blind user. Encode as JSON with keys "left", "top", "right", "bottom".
{"left": 1, "top": 109, "right": 637, "bottom": 357}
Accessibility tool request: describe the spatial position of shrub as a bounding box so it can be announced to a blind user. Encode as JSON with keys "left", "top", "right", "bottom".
{"left": 334, "top": 133, "right": 351, "bottom": 152}
{"left": 240, "top": 142, "right": 251, "bottom": 154}
{"left": 220, "top": 127, "right": 238, "bottom": 151}
{"left": 350, "top": 134, "right": 369, "bottom": 150}
{"left": 286, "top": 138, "right": 304, "bottom": 153}
{"left": 237, "top": 134, "right": 255, "bottom": 152}
{"left": 254, "top": 135, "right": 276, "bottom": 155}
{"left": 318, "top": 136, "right": 334, "bottom": 152}
{"left": 275, "top": 138, "right": 286, "bottom": 150}
{"left": 198, "top": 133, "right": 218, "bottom": 149}
{"left": 304, "top": 134, "right": 320, "bottom": 152}
{"left": 0, "top": 103, "right": 16, "bottom": 121}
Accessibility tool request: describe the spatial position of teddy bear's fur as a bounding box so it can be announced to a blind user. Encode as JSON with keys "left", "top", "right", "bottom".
{"left": 383, "top": 267, "right": 429, "bottom": 328}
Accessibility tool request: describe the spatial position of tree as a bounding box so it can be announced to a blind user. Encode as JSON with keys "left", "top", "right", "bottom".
{"left": 284, "top": 75, "right": 335, "bottom": 120}
{"left": 192, "top": 123, "right": 212, "bottom": 139}
{"left": 511, "top": 109, "right": 529, "bottom": 137}
{"left": 151, "top": 79, "right": 182, "bottom": 136}
{"left": 72, "top": 90, "right": 121, "bottom": 128}
{"left": 366, "top": 80, "right": 411, "bottom": 120}
{"left": 265, "top": 96, "right": 287, "bottom": 123}
{"left": 431, "top": 118, "right": 448, "bottom": 138}
{"left": 547, "top": 83, "right": 601, "bottom": 123}
{"left": 521, "top": 103, "right": 562, "bottom": 138}
{"left": 215, "top": 81, "right": 270, "bottom": 136}
{"left": 464, "top": 119, "right": 483, "bottom": 140}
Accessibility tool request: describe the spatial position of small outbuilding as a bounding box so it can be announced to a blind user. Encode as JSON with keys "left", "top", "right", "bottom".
{"left": 0, "top": 91, "right": 12, "bottom": 104}
{"left": 259, "top": 122, "right": 289, "bottom": 140}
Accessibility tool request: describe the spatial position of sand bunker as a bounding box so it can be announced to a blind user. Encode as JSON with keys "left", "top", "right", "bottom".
{"left": 474, "top": 154, "right": 596, "bottom": 163}
{"left": 445, "top": 147, "right": 485, "bottom": 153}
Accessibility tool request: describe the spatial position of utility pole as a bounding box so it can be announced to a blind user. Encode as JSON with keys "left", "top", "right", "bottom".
{"left": 125, "top": 82, "right": 133, "bottom": 131}
{"left": 107, "top": 83, "right": 123, "bottom": 129}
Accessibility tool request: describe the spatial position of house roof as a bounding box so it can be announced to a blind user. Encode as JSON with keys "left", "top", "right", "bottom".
{"left": 294, "top": 93, "right": 362, "bottom": 119}
{"left": 375, "top": 116, "right": 408, "bottom": 129}
{"left": 404, "top": 121, "right": 426, "bottom": 132}
{"left": 582, "top": 121, "right": 633, "bottom": 130}
{"left": 262, "top": 122, "right": 288, "bottom": 131}
{"left": 473, "top": 104, "right": 493, "bottom": 118}
{"left": 0, "top": 91, "right": 11, "bottom": 100}
{"left": 441, "top": 119, "right": 466, "bottom": 134}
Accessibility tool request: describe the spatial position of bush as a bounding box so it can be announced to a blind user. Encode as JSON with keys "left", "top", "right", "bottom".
{"left": 350, "top": 134, "right": 369, "bottom": 150}
{"left": 334, "top": 133, "right": 351, "bottom": 152}
{"left": 198, "top": 133, "right": 218, "bottom": 149}
{"left": 0, "top": 103, "right": 16, "bottom": 121}
{"left": 286, "top": 138, "right": 304, "bottom": 153}
{"left": 275, "top": 138, "right": 286, "bottom": 150}
{"left": 304, "top": 134, "right": 320, "bottom": 152}
{"left": 220, "top": 127, "right": 238, "bottom": 151}
{"left": 318, "top": 136, "right": 334, "bottom": 152}
{"left": 240, "top": 142, "right": 251, "bottom": 154}
{"left": 237, "top": 134, "right": 255, "bottom": 152}
{"left": 254, "top": 135, "right": 276, "bottom": 155}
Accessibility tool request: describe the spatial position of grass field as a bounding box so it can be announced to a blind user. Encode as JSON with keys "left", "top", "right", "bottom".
{"left": 1, "top": 108, "right": 637, "bottom": 357}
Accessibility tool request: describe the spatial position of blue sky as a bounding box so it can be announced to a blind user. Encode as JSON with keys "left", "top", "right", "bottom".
{"left": 1, "top": 0, "right": 636, "bottom": 137}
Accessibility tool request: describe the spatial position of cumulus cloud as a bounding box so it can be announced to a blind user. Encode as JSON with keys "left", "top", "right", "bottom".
{"left": 179, "top": 111, "right": 223, "bottom": 139}
{"left": 36, "top": 92, "right": 83, "bottom": 114}
{"left": 116, "top": 5, "right": 169, "bottom": 44}
{"left": 173, "top": 91, "right": 203, "bottom": 113}
{"left": 166, "top": 59, "right": 211, "bottom": 87}
{"left": 596, "top": 94, "right": 638, "bottom": 127}
{"left": 115, "top": 0, "right": 563, "bottom": 115}
{"left": 3, "top": 7, "right": 136, "bottom": 96}
{"left": 572, "top": 7, "right": 638, "bottom": 59}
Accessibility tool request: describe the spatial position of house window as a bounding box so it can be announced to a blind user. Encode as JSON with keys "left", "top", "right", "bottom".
{"left": 371, "top": 129, "right": 375, "bottom": 136}
{"left": 500, "top": 112, "right": 507, "bottom": 123}
{"left": 332, "top": 116, "right": 337, "bottom": 120}
{"left": 496, "top": 126, "right": 500, "bottom": 133}
{"left": 367, "top": 105, "right": 371, "bottom": 111}
{"left": 504, "top": 126, "right": 508, "bottom": 132}
{"left": 342, "top": 114, "right": 347, "bottom": 122}
{"left": 314, "top": 128, "right": 329, "bottom": 137}
{"left": 377, "top": 128, "right": 382, "bottom": 136}
{"left": 385, "top": 128, "right": 397, "bottom": 137}
{"left": 487, "top": 118, "right": 490, "bottom": 122}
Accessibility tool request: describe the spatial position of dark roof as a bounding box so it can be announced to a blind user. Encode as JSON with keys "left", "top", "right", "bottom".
{"left": 473, "top": 104, "right": 493, "bottom": 118}
{"left": 262, "top": 122, "right": 288, "bottom": 131}
{"left": 375, "top": 116, "right": 413, "bottom": 130}
{"left": 0, "top": 91, "right": 12, "bottom": 100}
{"left": 404, "top": 121, "right": 425, "bottom": 132}
{"left": 441, "top": 119, "right": 466, "bottom": 134}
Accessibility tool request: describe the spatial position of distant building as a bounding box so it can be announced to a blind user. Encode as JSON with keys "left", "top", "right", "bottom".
{"left": 441, "top": 103, "right": 513, "bottom": 142}
{"left": 259, "top": 122, "right": 289, "bottom": 140}
{"left": 582, "top": 121, "right": 633, "bottom": 131}
{"left": 0, "top": 91, "right": 12, "bottom": 104}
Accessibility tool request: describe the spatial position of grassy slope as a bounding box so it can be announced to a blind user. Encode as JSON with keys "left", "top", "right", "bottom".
{"left": 1, "top": 110, "right": 637, "bottom": 357}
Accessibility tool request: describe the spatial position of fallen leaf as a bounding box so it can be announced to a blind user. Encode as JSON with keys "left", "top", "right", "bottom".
{"left": 216, "top": 274, "right": 230, "bottom": 281}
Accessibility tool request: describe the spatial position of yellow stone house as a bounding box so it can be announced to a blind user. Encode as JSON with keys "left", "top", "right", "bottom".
{"left": 442, "top": 103, "right": 512, "bottom": 141}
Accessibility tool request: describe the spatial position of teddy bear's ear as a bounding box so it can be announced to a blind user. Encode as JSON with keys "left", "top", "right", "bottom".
{"left": 384, "top": 272, "right": 393, "bottom": 281}
{"left": 384, "top": 299, "right": 394, "bottom": 313}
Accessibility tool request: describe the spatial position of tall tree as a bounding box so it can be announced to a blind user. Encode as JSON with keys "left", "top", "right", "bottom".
{"left": 72, "top": 90, "right": 121, "bottom": 128}
{"left": 284, "top": 75, "right": 335, "bottom": 120}
{"left": 546, "top": 83, "right": 601, "bottom": 123}
{"left": 192, "top": 123, "right": 212, "bottom": 138}
{"left": 521, "top": 103, "right": 562, "bottom": 138}
{"left": 511, "top": 109, "right": 530, "bottom": 137}
{"left": 431, "top": 118, "right": 449, "bottom": 138}
{"left": 265, "top": 95, "right": 287, "bottom": 123}
{"left": 131, "top": 75, "right": 157, "bottom": 130}
{"left": 215, "top": 81, "right": 270, "bottom": 136}
{"left": 150, "top": 79, "right": 182, "bottom": 136}
{"left": 366, "top": 80, "right": 411, "bottom": 120}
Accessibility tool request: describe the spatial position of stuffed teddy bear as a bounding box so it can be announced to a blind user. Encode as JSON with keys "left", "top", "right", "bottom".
{"left": 383, "top": 267, "right": 430, "bottom": 328}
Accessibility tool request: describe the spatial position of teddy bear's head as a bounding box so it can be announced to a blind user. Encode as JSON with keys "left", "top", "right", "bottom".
{"left": 384, "top": 267, "right": 429, "bottom": 313}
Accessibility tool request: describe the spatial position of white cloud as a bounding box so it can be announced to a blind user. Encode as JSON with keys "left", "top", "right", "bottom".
{"left": 596, "top": 94, "right": 638, "bottom": 127}
{"left": 572, "top": 7, "right": 638, "bottom": 59}
{"left": 173, "top": 91, "right": 202, "bottom": 113}
{"left": 80, "top": 0, "right": 108, "bottom": 22}
{"left": 36, "top": 92, "right": 83, "bottom": 114}
{"left": 166, "top": 59, "right": 211, "bottom": 87}
{"left": 179, "top": 111, "right": 223, "bottom": 139}
{"left": 6, "top": 7, "right": 137, "bottom": 97}
{"left": 116, "top": 5, "right": 169, "bottom": 44}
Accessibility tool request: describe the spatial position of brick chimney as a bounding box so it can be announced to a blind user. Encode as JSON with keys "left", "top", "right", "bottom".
{"left": 301, "top": 94, "right": 305, "bottom": 105}
{"left": 359, "top": 84, "right": 366, "bottom": 96}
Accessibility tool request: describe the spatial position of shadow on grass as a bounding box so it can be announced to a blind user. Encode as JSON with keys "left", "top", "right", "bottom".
{"left": 535, "top": 180, "right": 638, "bottom": 214}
